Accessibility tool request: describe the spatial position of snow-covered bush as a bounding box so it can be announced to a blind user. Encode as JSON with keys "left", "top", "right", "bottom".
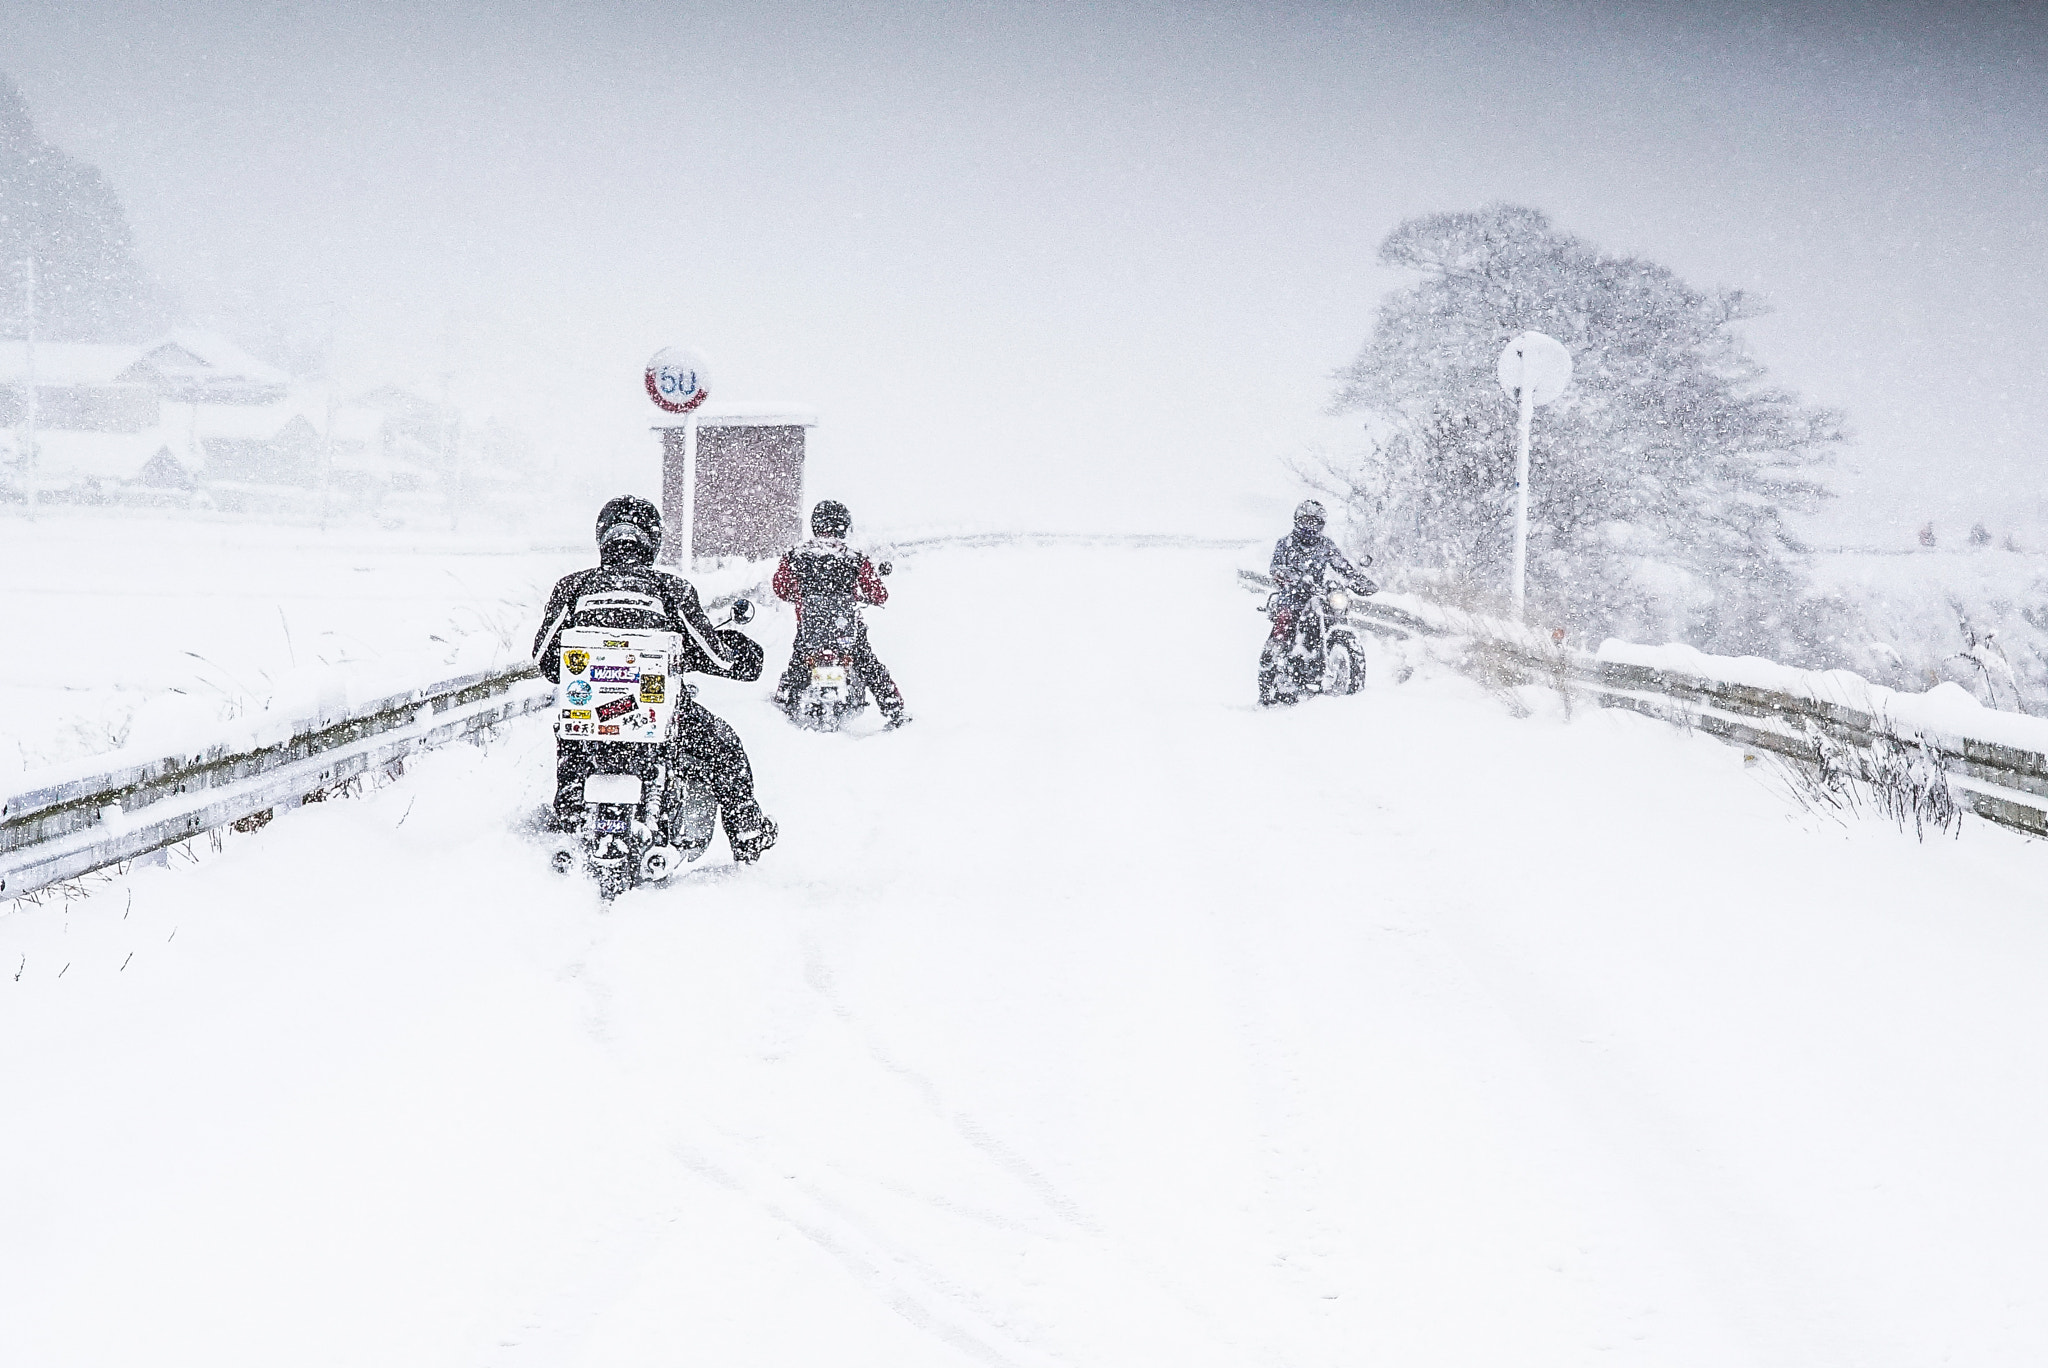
{"left": 1776, "top": 719, "right": 1960, "bottom": 842}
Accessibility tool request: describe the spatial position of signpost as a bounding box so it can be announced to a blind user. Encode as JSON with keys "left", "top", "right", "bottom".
{"left": 19, "top": 258, "right": 38, "bottom": 522}
{"left": 1496, "top": 330, "right": 1573, "bottom": 619}
{"left": 645, "top": 347, "right": 711, "bottom": 564}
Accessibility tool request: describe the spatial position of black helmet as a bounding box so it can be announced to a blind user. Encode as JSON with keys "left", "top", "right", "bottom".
{"left": 811, "top": 499, "right": 851, "bottom": 538}
{"left": 1293, "top": 499, "right": 1327, "bottom": 535}
{"left": 596, "top": 494, "right": 662, "bottom": 553}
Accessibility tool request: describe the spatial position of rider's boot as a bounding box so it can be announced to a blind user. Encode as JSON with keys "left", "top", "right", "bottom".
{"left": 878, "top": 682, "right": 911, "bottom": 728}
{"left": 725, "top": 799, "right": 779, "bottom": 863}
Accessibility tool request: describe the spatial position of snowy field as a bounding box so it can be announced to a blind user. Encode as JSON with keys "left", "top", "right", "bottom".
{"left": 5, "top": 541, "right": 2048, "bottom": 1367}
{"left": 0, "top": 510, "right": 587, "bottom": 773}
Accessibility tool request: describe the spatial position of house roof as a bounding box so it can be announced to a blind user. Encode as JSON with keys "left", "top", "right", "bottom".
{"left": 133, "top": 330, "right": 292, "bottom": 387}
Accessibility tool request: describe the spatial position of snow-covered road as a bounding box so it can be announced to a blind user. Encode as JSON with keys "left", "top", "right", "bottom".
{"left": 5, "top": 541, "right": 2047, "bottom": 1366}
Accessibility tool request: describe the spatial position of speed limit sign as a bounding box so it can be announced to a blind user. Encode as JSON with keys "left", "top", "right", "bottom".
{"left": 645, "top": 347, "right": 710, "bottom": 413}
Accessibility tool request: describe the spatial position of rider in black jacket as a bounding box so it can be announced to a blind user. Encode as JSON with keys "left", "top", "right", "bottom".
{"left": 1260, "top": 500, "right": 1377, "bottom": 706}
{"left": 533, "top": 495, "right": 777, "bottom": 861}
{"left": 1271, "top": 499, "right": 1374, "bottom": 601}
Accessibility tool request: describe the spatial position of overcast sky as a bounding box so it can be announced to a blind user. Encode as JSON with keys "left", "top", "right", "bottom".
{"left": 9, "top": 0, "right": 2045, "bottom": 539}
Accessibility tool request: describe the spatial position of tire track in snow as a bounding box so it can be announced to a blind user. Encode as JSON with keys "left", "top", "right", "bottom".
{"left": 804, "top": 945, "right": 1101, "bottom": 1235}
{"left": 799, "top": 941, "right": 1286, "bottom": 1368}
{"left": 670, "top": 1134, "right": 1051, "bottom": 1368}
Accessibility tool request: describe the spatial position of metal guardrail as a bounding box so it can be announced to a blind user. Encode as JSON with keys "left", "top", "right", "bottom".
{"left": 1239, "top": 569, "right": 2048, "bottom": 838}
{"left": 1, "top": 663, "right": 553, "bottom": 901}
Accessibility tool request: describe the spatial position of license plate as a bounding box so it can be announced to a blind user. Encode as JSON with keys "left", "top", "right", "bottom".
{"left": 811, "top": 665, "right": 848, "bottom": 689}
{"left": 594, "top": 816, "right": 628, "bottom": 833}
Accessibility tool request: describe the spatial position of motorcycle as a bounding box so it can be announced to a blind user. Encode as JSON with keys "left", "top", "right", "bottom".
{"left": 782, "top": 563, "right": 890, "bottom": 732}
{"left": 549, "top": 600, "right": 754, "bottom": 899}
{"left": 1258, "top": 579, "right": 1371, "bottom": 706}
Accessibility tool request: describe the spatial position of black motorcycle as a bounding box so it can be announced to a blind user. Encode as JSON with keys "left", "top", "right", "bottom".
{"left": 549, "top": 600, "right": 754, "bottom": 899}
{"left": 1258, "top": 580, "right": 1371, "bottom": 706}
{"left": 781, "top": 563, "right": 891, "bottom": 732}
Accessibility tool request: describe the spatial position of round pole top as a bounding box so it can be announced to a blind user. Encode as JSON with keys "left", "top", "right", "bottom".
{"left": 1497, "top": 331, "right": 1573, "bottom": 407}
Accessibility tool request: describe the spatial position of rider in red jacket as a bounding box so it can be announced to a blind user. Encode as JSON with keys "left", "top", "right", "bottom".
{"left": 771, "top": 500, "right": 909, "bottom": 726}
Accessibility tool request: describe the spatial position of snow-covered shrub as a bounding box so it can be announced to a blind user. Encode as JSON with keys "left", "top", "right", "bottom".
{"left": 1775, "top": 720, "right": 1960, "bottom": 842}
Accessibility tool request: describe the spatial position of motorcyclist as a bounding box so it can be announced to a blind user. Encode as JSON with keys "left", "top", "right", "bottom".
{"left": 532, "top": 495, "right": 778, "bottom": 862}
{"left": 1260, "top": 499, "right": 1377, "bottom": 707}
{"left": 770, "top": 499, "right": 909, "bottom": 727}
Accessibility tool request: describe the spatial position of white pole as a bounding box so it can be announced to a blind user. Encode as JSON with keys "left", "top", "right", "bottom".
{"left": 22, "top": 257, "right": 37, "bottom": 523}
{"left": 318, "top": 305, "right": 336, "bottom": 530}
{"left": 680, "top": 411, "right": 698, "bottom": 570}
{"left": 1510, "top": 372, "right": 1534, "bottom": 619}
{"left": 440, "top": 369, "right": 456, "bottom": 533}
{"left": 320, "top": 379, "right": 336, "bottom": 531}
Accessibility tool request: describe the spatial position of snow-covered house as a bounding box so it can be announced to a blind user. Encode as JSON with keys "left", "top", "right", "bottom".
{"left": 1, "top": 333, "right": 316, "bottom": 500}
{"left": 0, "top": 330, "right": 291, "bottom": 428}
{"left": 122, "top": 331, "right": 291, "bottom": 405}
{"left": 1, "top": 336, "right": 518, "bottom": 521}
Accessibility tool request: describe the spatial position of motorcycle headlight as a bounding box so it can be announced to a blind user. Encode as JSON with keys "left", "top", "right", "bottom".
{"left": 1327, "top": 591, "right": 1350, "bottom": 612}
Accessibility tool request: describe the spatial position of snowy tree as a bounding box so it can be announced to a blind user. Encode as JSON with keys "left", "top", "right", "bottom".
{"left": 0, "top": 75, "right": 174, "bottom": 342}
{"left": 1318, "top": 204, "right": 1843, "bottom": 655}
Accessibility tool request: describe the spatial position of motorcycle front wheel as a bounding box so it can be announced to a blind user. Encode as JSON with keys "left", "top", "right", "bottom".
{"left": 1325, "top": 639, "right": 1365, "bottom": 695}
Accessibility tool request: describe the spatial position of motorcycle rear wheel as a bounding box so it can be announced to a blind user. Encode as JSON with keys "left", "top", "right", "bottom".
{"left": 593, "top": 860, "right": 633, "bottom": 901}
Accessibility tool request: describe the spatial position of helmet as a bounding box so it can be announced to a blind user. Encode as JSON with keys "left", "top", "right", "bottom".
{"left": 1293, "top": 499, "right": 1326, "bottom": 535}
{"left": 811, "top": 499, "right": 852, "bottom": 538}
{"left": 596, "top": 494, "right": 662, "bottom": 553}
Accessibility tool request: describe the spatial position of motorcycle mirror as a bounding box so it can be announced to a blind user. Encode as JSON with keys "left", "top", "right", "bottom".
{"left": 878, "top": 561, "right": 893, "bottom": 576}
{"left": 729, "top": 598, "right": 755, "bottom": 624}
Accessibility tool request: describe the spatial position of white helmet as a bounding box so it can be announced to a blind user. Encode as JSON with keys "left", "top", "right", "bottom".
{"left": 1293, "top": 499, "right": 1327, "bottom": 534}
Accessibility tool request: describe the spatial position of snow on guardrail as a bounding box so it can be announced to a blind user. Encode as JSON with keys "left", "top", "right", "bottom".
{"left": 1238, "top": 567, "right": 2048, "bottom": 839}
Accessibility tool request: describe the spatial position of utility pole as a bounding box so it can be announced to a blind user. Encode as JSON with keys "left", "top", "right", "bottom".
{"left": 21, "top": 257, "right": 38, "bottom": 523}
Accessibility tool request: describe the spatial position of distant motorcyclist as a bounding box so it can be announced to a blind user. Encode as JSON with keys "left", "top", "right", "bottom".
{"left": 533, "top": 495, "right": 778, "bottom": 862}
{"left": 771, "top": 499, "right": 909, "bottom": 727}
{"left": 1260, "top": 499, "right": 1377, "bottom": 707}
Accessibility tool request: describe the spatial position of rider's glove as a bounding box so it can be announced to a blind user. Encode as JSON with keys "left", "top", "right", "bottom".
{"left": 1353, "top": 577, "right": 1379, "bottom": 596}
